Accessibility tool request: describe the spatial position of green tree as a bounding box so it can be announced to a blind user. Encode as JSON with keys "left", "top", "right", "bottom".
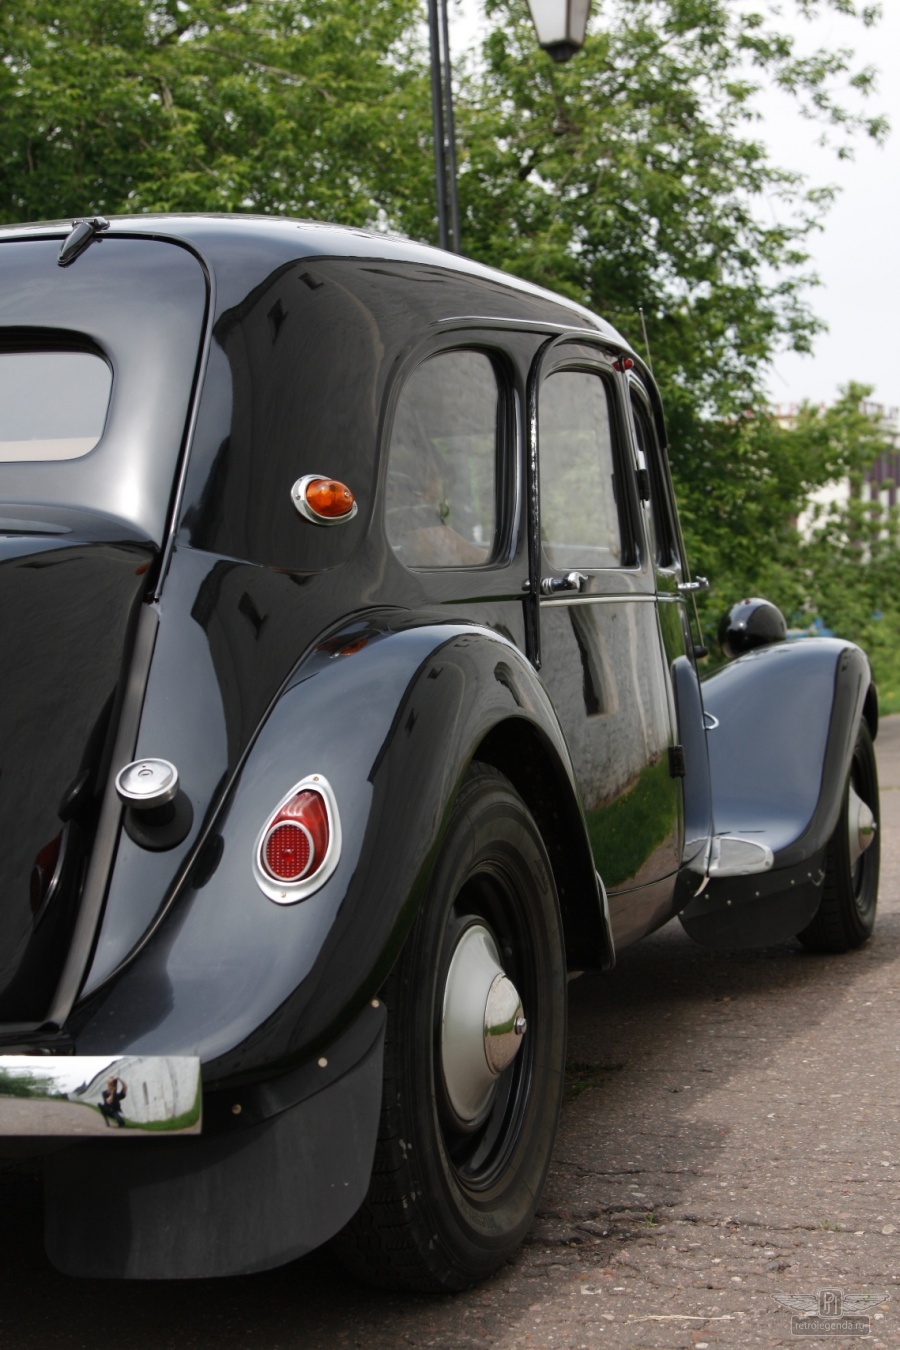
{"left": 0, "top": 0, "right": 430, "bottom": 223}
{"left": 796, "top": 391, "right": 900, "bottom": 706}
{"left": 688, "top": 383, "right": 889, "bottom": 622}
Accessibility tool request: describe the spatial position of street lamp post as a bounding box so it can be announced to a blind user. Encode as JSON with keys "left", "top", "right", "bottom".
{"left": 429, "top": 0, "right": 591, "bottom": 254}
{"left": 428, "top": 0, "right": 461, "bottom": 253}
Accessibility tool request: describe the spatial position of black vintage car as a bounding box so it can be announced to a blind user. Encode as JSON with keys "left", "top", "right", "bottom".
{"left": 0, "top": 215, "right": 879, "bottom": 1289}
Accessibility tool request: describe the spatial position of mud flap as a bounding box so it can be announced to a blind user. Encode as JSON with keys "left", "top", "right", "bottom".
{"left": 679, "top": 853, "right": 826, "bottom": 950}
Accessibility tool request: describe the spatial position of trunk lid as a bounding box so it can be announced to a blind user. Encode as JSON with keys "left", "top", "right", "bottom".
{"left": 0, "top": 520, "right": 153, "bottom": 1020}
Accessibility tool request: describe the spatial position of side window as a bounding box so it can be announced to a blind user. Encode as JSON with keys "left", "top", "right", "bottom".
{"left": 386, "top": 350, "right": 499, "bottom": 568}
{"left": 539, "top": 370, "right": 623, "bottom": 570}
{"left": 631, "top": 392, "right": 678, "bottom": 569}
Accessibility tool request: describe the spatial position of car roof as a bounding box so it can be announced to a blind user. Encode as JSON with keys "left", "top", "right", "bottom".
{"left": 0, "top": 213, "right": 627, "bottom": 348}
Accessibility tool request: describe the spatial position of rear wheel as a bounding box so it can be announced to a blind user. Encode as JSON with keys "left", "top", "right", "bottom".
{"left": 335, "top": 764, "right": 567, "bottom": 1291}
{"left": 798, "top": 720, "right": 879, "bottom": 953}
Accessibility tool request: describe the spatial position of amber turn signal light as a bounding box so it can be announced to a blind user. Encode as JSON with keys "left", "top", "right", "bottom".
{"left": 291, "top": 474, "right": 358, "bottom": 525}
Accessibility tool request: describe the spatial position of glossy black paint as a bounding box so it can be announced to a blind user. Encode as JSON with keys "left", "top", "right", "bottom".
{"left": 0, "top": 526, "right": 152, "bottom": 1019}
{"left": 0, "top": 236, "right": 208, "bottom": 542}
{"left": 680, "top": 638, "right": 872, "bottom": 947}
{"left": 72, "top": 614, "right": 608, "bottom": 1084}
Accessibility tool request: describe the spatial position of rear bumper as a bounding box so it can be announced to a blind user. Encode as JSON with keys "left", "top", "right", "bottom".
{"left": 0, "top": 1056, "right": 201, "bottom": 1136}
{"left": 44, "top": 1008, "right": 386, "bottom": 1278}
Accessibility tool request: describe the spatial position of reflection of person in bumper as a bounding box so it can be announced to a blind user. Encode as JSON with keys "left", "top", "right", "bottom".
{"left": 99, "top": 1075, "right": 127, "bottom": 1128}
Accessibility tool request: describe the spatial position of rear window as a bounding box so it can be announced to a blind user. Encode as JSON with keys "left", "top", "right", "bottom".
{"left": 0, "top": 349, "right": 112, "bottom": 462}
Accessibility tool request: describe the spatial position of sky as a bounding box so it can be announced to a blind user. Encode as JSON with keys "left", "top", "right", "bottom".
{"left": 448, "top": 2, "right": 899, "bottom": 416}
{"left": 755, "top": 5, "right": 900, "bottom": 415}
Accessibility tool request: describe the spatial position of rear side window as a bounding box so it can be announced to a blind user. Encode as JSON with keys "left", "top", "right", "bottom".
{"left": 0, "top": 349, "right": 111, "bottom": 462}
{"left": 539, "top": 370, "right": 623, "bottom": 570}
{"left": 386, "top": 350, "right": 499, "bottom": 567}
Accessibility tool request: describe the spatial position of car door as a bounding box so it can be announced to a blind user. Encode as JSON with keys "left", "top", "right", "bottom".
{"left": 529, "top": 338, "right": 684, "bottom": 947}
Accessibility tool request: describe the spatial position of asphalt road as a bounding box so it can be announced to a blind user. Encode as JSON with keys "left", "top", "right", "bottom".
{"left": 3, "top": 721, "right": 899, "bottom": 1349}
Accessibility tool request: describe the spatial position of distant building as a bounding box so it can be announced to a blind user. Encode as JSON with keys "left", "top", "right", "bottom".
{"left": 859, "top": 401, "right": 900, "bottom": 508}
{"left": 772, "top": 400, "right": 900, "bottom": 530}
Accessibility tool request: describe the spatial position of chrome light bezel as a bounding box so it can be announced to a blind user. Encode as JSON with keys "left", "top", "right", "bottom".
{"left": 252, "top": 774, "right": 342, "bottom": 905}
{"left": 291, "top": 473, "right": 358, "bottom": 526}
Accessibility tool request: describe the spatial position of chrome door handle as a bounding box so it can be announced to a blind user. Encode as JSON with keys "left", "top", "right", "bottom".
{"left": 677, "top": 575, "right": 710, "bottom": 594}
{"left": 540, "top": 571, "right": 588, "bottom": 596}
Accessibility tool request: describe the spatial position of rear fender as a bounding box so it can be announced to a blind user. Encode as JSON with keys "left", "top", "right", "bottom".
{"left": 71, "top": 618, "right": 605, "bottom": 1083}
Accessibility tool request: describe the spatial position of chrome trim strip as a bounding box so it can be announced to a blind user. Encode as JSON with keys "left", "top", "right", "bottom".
{"left": 540, "top": 591, "right": 657, "bottom": 607}
{"left": 0, "top": 1056, "right": 201, "bottom": 1136}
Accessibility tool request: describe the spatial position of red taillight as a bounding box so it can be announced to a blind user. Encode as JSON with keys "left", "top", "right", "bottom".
{"left": 264, "top": 822, "right": 311, "bottom": 881}
{"left": 255, "top": 777, "right": 340, "bottom": 903}
{"left": 261, "top": 790, "right": 329, "bottom": 883}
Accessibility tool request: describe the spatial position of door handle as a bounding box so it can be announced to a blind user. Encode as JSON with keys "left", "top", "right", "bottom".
{"left": 540, "top": 571, "right": 588, "bottom": 596}
{"left": 677, "top": 575, "right": 710, "bottom": 594}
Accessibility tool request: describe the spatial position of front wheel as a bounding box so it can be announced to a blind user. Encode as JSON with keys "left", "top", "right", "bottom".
{"left": 335, "top": 764, "right": 567, "bottom": 1291}
{"left": 798, "top": 720, "right": 880, "bottom": 953}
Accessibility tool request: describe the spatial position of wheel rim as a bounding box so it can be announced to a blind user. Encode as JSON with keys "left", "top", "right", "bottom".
{"left": 441, "top": 923, "right": 526, "bottom": 1126}
{"left": 435, "top": 868, "right": 538, "bottom": 1193}
{"left": 847, "top": 783, "right": 876, "bottom": 870}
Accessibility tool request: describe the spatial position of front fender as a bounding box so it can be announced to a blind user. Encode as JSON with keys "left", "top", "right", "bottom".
{"left": 680, "top": 637, "right": 874, "bottom": 949}
{"left": 71, "top": 616, "right": 588, "bottom": 1084}
{"left": 702, "top": 637, "right": 872, "bottom": 864}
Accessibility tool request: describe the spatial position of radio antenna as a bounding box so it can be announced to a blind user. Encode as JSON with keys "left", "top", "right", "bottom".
{"left": 638, "top": 305, "right": 654, "bottom": 374}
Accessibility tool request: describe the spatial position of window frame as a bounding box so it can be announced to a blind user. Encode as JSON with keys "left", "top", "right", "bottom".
{"left": 628, "top": 382, "right": 682, "bottom": 574}
{"left": 532, "top": 342, "right": 642, "bottom": 583}
{"left": 381, "top": 338, "right": 519, "bottom": 576}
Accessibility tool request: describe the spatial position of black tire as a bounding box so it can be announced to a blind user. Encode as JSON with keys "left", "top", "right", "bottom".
{"left": 797, "top": 720, "right": 880, "bottom": 953}
{"left": 335, "top": 763, "right": 567, "bottom": 1291}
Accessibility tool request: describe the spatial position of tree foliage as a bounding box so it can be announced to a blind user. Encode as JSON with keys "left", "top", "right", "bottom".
{"left": 690, "top": 384, "right": 894, "bottom": 639}
{"left": 1, "top": 0, "right": 894, "bottom": 686}
{"left": 792, "top": 390, "right": 900, "bottom": 706}
{"left": 0, "top": 0, "right": 430, "bottom": 223}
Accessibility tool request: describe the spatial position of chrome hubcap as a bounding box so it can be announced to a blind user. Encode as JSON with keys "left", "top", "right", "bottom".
{"left": 848, "top": 784, "right": 877, "bottom": 869}
{"left": 441, "top": 924, "right": 526, "bottom": 1126}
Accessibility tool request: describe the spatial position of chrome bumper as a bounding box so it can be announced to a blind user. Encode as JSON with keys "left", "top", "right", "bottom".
{"left": 0, "top": 1055, "right": 201, "bottom": 1136}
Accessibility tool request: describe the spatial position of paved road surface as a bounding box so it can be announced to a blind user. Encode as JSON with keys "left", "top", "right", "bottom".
{"left": 2, "top": 720, "right": 898, "bottom": 1348}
